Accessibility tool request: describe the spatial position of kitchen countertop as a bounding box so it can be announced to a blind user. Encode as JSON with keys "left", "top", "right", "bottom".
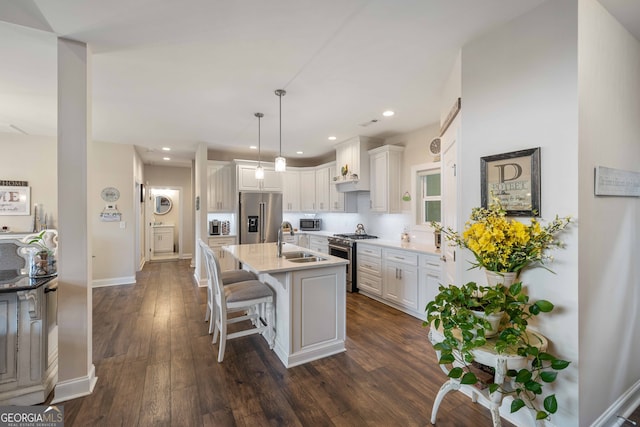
{"left": 355, "top": 238, "right": 441, "bottom": 255}
{"left": 294, "top": 230, "right": 440, "bottom": 255}
{"left": 0, "top": 273, "right": 57, "bottom": 293}
{"left": 222, "top": 243, "right": 348, "bottom": 274}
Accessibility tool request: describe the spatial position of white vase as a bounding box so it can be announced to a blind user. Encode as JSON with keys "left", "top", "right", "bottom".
{"left": 485, "top": 270, "right": 518, "bottom": 287}
{"left": 471, "top": 311, "right": 504, "bottom": 338}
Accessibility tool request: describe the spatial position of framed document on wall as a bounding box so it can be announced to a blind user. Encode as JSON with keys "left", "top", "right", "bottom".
{"left": 0, "top": 185, "right": 30, "bottom": 215}
{"left": 481, "top": 147, "right": 540, "bottom": 217}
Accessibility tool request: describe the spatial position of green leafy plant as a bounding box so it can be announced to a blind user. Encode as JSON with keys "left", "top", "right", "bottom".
{"left": 425, "top": 281, "right": 570, "bottom": 421}
{"left": 28, "top": 230, "right": 52, "bottom": 254}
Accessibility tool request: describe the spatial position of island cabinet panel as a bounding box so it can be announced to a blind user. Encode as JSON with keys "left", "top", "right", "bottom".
{"left": 0, "top": 293, "right": 18, "bottom": 382}
{"left": 297, "top": 272, "right": 338, "bottom": 348}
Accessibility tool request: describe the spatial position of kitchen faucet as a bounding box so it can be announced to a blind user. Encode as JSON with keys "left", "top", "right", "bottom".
{"left": 277, "top": 221, "right": 294, "bottom": 257}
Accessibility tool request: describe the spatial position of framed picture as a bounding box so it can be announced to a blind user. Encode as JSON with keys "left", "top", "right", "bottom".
{"left": 0, "top": 185, "right": 31, "bottom": 216}
{"left": 480, "top": 147, "right": 540, "bottom": 217}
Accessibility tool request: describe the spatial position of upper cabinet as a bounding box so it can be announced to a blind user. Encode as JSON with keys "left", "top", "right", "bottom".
{"left": 207, "top": 161, "right": 235, "bottom": 212}
{"left": 333, "top": 136, "right": 380, "bottom": 192}
{"left": 237, "top": 162, "right": 283, "bottom": 192}
{"left": 282, "top": 169, "right": 300, "bottom": 212}
{"left": 369, "top": 145, "right": 404, "bottom": 213}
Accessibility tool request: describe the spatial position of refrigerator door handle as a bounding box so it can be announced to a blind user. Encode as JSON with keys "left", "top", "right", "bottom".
{"left": 259, "top": 202, "right": 266, "bottom": 243}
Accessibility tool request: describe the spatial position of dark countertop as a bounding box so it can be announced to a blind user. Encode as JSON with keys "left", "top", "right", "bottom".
{"left": 0, "top": 272, "right": 57, "bottom": 293}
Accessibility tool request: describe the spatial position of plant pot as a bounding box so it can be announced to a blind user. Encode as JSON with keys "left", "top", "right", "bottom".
{"left": 485, "top": 271, "right": 518, "bottom": 287}
{"left": 30, "top": 250, "right": 57, "bottom": 277}
{"left": 471, "top": 310, "right": 504, "bottom": 337}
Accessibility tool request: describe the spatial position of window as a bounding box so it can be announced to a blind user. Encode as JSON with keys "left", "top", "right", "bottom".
{"left": 418, "top": 169, "right": 441, "bottom": 224}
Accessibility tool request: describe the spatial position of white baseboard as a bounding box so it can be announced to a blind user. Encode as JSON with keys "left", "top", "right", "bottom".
{"left": 181, "top": 253, "right": 192, "bottom": 260}
{"left": 92, "top": 276, "right": 136, "bottom": 288}
{"left": 51, "top": 364, "right": 98, "bottom": 404}
{"left": 591, "top": 379, "right": 640, "bottom": 426}
{"left": 138, "top": 257, "right": 145, "bottom": 271}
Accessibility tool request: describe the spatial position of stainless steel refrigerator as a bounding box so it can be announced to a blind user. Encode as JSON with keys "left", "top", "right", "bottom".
{"left": 239, "top": 192, "right": 283, "bottom": 244}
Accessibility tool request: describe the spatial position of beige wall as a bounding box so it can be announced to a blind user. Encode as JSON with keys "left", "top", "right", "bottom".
{"left": 0, "top": 134, "right": 57, "bottom": 231}
{"left": 461, "top": 1, "right": 579, "bottom": 424}
{"left": 91, "top": 141, "right": 136, "bottom": 285}
{"left": 578, "top": 0, "right": 640, "bottom": 423}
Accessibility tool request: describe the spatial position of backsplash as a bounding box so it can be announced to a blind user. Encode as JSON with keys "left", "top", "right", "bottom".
{"left": 284, "top": 192, "right": 435, "bottom": 245}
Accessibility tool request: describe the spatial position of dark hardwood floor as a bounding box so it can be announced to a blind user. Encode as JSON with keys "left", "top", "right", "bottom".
{"left": 61, "top": 259, "right": 515, "bottom": 426}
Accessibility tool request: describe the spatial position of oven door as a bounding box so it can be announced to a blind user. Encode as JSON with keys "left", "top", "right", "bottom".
{"left": 328, "top": 243, "right": 354, "bottom": 292}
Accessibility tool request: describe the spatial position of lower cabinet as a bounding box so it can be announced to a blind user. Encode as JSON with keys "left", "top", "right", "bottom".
{"left": 357, "top": 244, "right": 382, "bottom": 296}
{"left": 153, "top": 226, "right": 174, "bottom": 253}
{"left": 419, "top": 254, "right": 442, "bottom": 315}
{"left": 356, "top": 245, "right": 441, "bottom": 320}
{"left": 383, "top": 249, "right": 418, "bottom": 311}
{"left": 208, "top": 236, "right": 238, "bottom": 272}
{"left": 309, "top": 235, "right": 329, "bottom": 254}
{"left": 0, "top": 281, "right": 58, "bottom": 405}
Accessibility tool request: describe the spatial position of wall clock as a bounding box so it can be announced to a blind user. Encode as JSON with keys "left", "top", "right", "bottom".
{"left": 101, "top": 187, "right": 120, "bottom": 202}
{"left": 429, "top": 137, "right": 441, "bottom": 156}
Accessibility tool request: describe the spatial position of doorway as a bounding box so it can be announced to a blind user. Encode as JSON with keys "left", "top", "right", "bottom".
{"left": 146, "top": 187, "right": 183, "bottom": 261}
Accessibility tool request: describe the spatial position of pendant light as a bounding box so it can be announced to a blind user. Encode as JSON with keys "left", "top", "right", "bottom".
{"left": 274, "top": 89, "right": 287, "bottom": 172}
{"left": 254, "top": 112, "right": 264, "bottom": 180}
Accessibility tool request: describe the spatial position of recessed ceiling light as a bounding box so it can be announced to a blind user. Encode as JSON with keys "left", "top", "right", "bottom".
{"left": 296, "top": 151, "right": 303, "bottom": 155}
{"left": 163, "top": 157, "right": 170, "bottom": 161}
{"left": 162, "top": 147, "right": 171, "bottom": 151}
{"left": 328, "top": 136, "right": 337, "bottom": 141}
{"left": 249, "top": 145, "right": 257, "bottom": 150}
{"left": 382, "top": 110, "right": 395, "bottom": 117}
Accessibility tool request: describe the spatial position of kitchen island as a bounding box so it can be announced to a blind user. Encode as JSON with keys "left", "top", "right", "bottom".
{"left": 223, "top": 243, "right": 349, "bottom": 368}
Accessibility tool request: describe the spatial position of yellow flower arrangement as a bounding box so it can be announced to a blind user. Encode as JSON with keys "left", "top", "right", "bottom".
{"left": 432, "top": 200, "right": 571, "bottom": 275}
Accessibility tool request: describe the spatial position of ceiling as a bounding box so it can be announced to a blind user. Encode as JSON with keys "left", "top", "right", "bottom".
{"left": 0, "top": 0, "right": 637, "bottom": 167}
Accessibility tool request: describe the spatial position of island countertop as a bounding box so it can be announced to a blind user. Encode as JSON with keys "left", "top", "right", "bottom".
{"left": 222, "top": 243, "right": 348, "bottom": 274}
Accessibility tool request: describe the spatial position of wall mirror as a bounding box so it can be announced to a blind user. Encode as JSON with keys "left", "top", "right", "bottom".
{"left": 154, "top": 195, "right": 172, "bottom": 215}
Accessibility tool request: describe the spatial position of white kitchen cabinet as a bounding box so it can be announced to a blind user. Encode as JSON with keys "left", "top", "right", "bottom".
{"left": 207, "top": 161, "right": 235, "bottom": 212}
{"left": 208, "top": 236, "right": 238, "bottom": 272}
{"left": 237, "top": 163, "right": 283, "bottom": 192}
{"left": 283, "top": 170, "right": 300, "bottom": 212}
{"left": 369, "top": 145, "right": 404, "bottom": 213}
{"left": 329, "top": 165, "right": 357, "bottom": 213}
{"left": 153, "top": 226, "right": 174, "bottom": 253}
{"left": 383, "top": 249, "right": 418, "bottom": 311}
{"left": 309, "top": 235, "right": 329, "bottom": 254}
{"left": 357, "top": 244, "right": 382, "bottom": 296}
{"left": 299, "top": 170, "right": 317, "bottom": 211}
{"left": 333, "top": 136, "right": 379, "bottom": 192}
{"left": 419, "top": 253, "right": 442, "bottom": 314}
{"left": 315, "top": 166, "right": 330, "bottom": 212}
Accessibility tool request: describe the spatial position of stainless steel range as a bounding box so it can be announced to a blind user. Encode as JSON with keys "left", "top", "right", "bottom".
{"left": 327, "top": 233, "right": 378, "bottom": 293}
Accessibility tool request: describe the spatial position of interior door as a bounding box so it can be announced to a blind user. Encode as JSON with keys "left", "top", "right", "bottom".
{"left": 441, "top": 122, "right": 458, "bottom": 286}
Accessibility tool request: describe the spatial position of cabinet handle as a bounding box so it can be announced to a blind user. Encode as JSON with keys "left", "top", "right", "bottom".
{"left": 399, "top": 269, "right": 402, "bottom": 280}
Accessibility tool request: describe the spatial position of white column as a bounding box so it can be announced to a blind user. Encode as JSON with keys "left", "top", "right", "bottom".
{"left": 53, "top": 37, "right": 97, "bottom": 402}
{"left": 194, "top": 142, "right": 209, "bottom": 285}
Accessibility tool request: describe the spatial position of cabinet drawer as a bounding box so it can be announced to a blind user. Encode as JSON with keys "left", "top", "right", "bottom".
{"left": 357, "top": 244, "right": 381, "bottom": 257}
{"left": 420, "top": 254, "right": 441, "bottom": 269}
{"left": 384, "top": 249, "right": 418, "bottom": 266}
{"left": 358, "top": 254, "right": 381, "bottom": 275}
{"left": 208, "top": 237, "right": 236, "bottom": 248}
{"left": 358, "top": 272, "right": 382, "bottom": 296}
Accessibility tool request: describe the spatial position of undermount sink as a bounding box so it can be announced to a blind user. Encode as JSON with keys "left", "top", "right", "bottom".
{"left": 282, "top": 251, "right": 315, "bottom": 259}
{"left": 287, "top": 256, "right": 327, "bottom": 263}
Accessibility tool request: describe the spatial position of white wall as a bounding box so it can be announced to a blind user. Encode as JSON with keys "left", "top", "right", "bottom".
{"left": 578, "top": 0, "right": 640, "bottom": 423}
{"left": 91, "top": 141, "right": 136, "bottom": 286}
{"left": 0, "top": 134, "right": 57, "bottom": 231}
{"left": 461, "top": 1, "right": 580, "bottom": 425}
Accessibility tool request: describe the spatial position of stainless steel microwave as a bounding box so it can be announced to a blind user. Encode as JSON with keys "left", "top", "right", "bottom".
{"left": 299, "top": 218, "right": 321, "bottom": 231}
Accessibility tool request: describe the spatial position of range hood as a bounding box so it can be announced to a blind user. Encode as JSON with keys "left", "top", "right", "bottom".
{"left": 333, "top": 136, "right": 381, "bottom": 192}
